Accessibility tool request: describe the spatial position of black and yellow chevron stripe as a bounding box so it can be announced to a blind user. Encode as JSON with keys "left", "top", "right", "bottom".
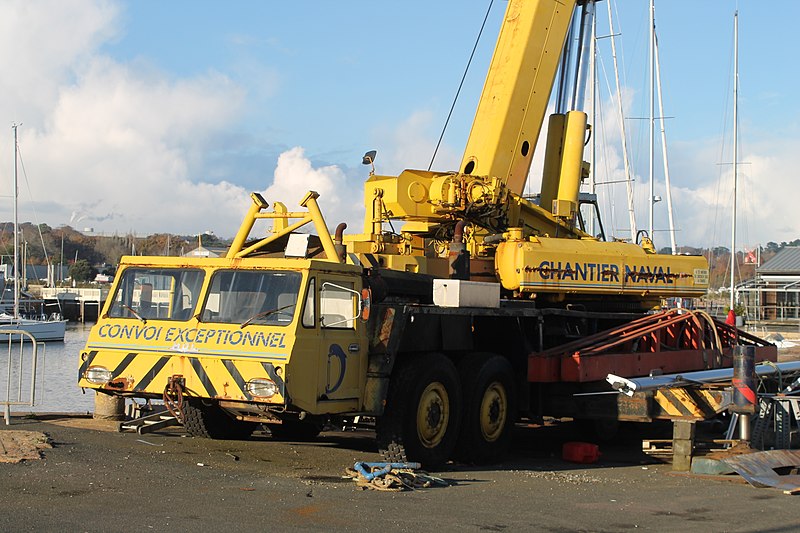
{"left": 652, "top": 388, "right": 726, "bottom": 419}
{"left": 79, "top": 350, "right": 286, "bottom": 403}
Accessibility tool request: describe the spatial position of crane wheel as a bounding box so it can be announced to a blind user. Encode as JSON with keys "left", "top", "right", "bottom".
{"left": 456, "top": 353, "right": 516, "bottom": 464}
{"left": 182, "top": 400, "right": 256, "bottom": 440}
{"left": 376, "top": 353, "right": 462, "bottom": 470}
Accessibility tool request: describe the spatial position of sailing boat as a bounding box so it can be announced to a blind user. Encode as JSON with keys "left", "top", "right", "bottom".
{"left": 0, "top": 124, "right": 67, "bottom": 342}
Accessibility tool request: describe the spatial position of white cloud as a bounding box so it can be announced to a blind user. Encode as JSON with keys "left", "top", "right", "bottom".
{"left": 0, "top": 1, "right": 360, "bottom": 243}
{"left": 745, "top": 150, "right": 799, "bottom": 242}
{"left": 0, "top": 0, "right": 257, "bottom": 237}
{"left": 600, "top": 131, "right": 800, "bottom": 251}
{"left": 11, "top": 54, "right": 249, "bottom": 236}
{"left": 262, "top": 147, "right": 364, "bottom": 234}
{"left": 0, "top": 0, "right": 120, "bottom": 124}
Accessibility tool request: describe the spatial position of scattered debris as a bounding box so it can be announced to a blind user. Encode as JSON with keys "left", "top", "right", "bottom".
{"left": 764, "top": 333, "right": 798, "bottom": 349}
{"left": 520, "top": 470, "right": 614, "bottom": 485}
{"left": 136, "top": 439, "right": 163, "bottom": 447}
{"left": 344, "top": 462, "right": 449, "bottom": 492}
{"left": 0, "top": 431, "right": 51, "bottom": 463}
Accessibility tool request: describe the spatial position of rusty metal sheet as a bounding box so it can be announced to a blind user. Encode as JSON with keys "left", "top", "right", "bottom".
{"left": 721, "top": 450, "right": 800, "bottom": 492}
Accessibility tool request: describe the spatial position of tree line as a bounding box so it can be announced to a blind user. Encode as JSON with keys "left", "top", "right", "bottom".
{"left": 0, "top": 222, "right": 224, "bottom": 283}
{"left": 0, "top": 221, "right": 795, "bottom": 287}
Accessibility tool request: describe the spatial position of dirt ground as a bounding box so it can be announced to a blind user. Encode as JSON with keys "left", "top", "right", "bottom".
{"left": 0, "top": 414, "right": 798, "bottom": 533}
{"left": 1, "top": 340, "right": 797, "bottom": 532}
{"left": 0, "top": 429, "right": 51, "bottom": 463}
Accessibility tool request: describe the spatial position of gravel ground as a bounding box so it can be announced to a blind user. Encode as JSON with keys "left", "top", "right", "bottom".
{"left": 0, "top": 342, "right": 797, "bottom": 531}
{"left": 0, "top": 415, "right": 798, "bottom": 532}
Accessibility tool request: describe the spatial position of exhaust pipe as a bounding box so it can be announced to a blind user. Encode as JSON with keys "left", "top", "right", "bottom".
{"left": 334, "top": 223, "right": 347, "bottom": 262}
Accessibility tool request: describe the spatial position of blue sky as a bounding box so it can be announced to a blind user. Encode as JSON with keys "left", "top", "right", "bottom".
{"left": 0, "top": 0, "right": 794, "bottom": 251}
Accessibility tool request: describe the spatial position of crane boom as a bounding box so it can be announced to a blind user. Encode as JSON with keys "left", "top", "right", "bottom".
{"left": 460, "top": 0, "right": 575, "bottom": 196}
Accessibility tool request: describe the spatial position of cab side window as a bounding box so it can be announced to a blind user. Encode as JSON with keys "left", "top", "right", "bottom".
{"left": 320, "top": 281, "right": 355, "bottom": 329}
{"left": 302, "top": 278, "right": 315, "bottom": 327}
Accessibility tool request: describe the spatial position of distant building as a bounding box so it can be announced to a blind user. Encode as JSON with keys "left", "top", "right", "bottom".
{"left": 182, "top": 245, "right": 227, "bottom": 258}
{"left": 182, "top": 235, "right": 228, "bottom": 258}
{"left": 738, "top": 247, "right": 800, "bottom": 322}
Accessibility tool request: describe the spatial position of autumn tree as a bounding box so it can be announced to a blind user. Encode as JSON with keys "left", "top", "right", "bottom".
{"left": 68, "top": 259, "right": 97, "bottom": 282}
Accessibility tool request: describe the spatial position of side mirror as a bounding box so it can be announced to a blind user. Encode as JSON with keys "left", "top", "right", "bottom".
{"left": 362, "top": 150, "right": 377, "bottom": 175}
{"left": 360, "top": 288, "right": 371, "bottom": 321}
{"left": 362, "top": 150, "right": 377, "bottom": 165}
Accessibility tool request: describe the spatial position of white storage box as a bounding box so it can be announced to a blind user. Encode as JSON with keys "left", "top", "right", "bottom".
{"left": 433, "top": 279, "right": 501, "bottom": 308}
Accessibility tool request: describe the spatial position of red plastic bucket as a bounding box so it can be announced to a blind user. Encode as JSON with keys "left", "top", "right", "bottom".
{"left": 562, "top": 441, "right": 601, "bottom": 464}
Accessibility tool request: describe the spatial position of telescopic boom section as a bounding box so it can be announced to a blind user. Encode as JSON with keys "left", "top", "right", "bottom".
{"left": 460, "top": 0, "right": 577, "bottom": 196}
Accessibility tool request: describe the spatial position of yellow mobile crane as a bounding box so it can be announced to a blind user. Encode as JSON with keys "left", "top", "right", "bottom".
{"left": 346, "top": 0, "right": 708, "bottom": 309}
{"left": 79, "top": 1, "right": 769, "bottom": 468}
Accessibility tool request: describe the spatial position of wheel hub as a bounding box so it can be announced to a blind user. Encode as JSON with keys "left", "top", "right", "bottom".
{"left": 479, "top": 382, "right": 507, "bottom": 442}
{"left": 427, "top": 402, "right": 442, "bottom": 428}
{"left": 417, "top": 382, "right": 450, "bottom": 448}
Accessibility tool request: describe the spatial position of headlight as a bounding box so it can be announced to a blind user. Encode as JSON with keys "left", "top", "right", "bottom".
{"left": 247, "top": 378, "right": 278, "bottom": 398}
{"left": 84, "top": 366, "right": 113, "bottom": 385}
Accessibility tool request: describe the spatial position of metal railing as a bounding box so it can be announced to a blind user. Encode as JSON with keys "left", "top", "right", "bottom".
{"left": 1, "top": 330, "right": 41, "bottom": 425}
{"left": 701, "top": 301, "right": 800, "bottom": 327}
{"left": 747, "top": 305, "right": 800, "bottom": 321}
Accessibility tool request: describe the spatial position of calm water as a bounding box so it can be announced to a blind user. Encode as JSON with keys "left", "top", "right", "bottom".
{"left": 1, "top": 323, "right": 96, "bottom": 414}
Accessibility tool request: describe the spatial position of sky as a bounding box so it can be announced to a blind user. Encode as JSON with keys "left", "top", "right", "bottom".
{"left": 0, "top": 0, "right": 795, "bottom": 252}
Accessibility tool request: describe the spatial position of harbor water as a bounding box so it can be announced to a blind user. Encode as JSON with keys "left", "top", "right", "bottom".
{"left": 1, "top": 323, "right": 95, "bottom": 415}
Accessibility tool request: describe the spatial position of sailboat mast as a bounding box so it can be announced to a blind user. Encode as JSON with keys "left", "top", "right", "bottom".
{"left": 12, "top": 124, "right": 19, "bottom": 320}
{"left": 605, "top": 1, "right": 637, "bottom": 241}
{"left": 589, "top": 5, "right": 596, "bottom": 236}
{"left": 729, "top": 11, "right": 739, "bottom": 312}
{"left": 648, "top": 0, "right": 655, "bottom": 239}
{"left": 654, "top": 29, "right": 678, "bottom": 254}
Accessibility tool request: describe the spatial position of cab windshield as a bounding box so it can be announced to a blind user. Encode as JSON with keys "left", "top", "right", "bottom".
{"left": 107, "top": 268, "right": 205, "bottom": 321}
{"left": 202, "top": 270, "right": 302, "bottom": 326}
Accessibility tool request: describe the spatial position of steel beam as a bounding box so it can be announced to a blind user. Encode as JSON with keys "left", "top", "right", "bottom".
{"left": 607, "top": 361, "right": 800, "bottom": 397}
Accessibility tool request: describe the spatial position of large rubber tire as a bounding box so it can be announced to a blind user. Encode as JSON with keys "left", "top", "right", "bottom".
{"left": 267, "top": 420, "right": 322, "bottom": 441}
{"left": 182, "top": 401, "right": 256, "bottom": 440}
{"left": 376, "top": 353, "right": 462, "bottom": 470}
{"left": 456, "top": 353, "right": 516, "bottom": 464}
